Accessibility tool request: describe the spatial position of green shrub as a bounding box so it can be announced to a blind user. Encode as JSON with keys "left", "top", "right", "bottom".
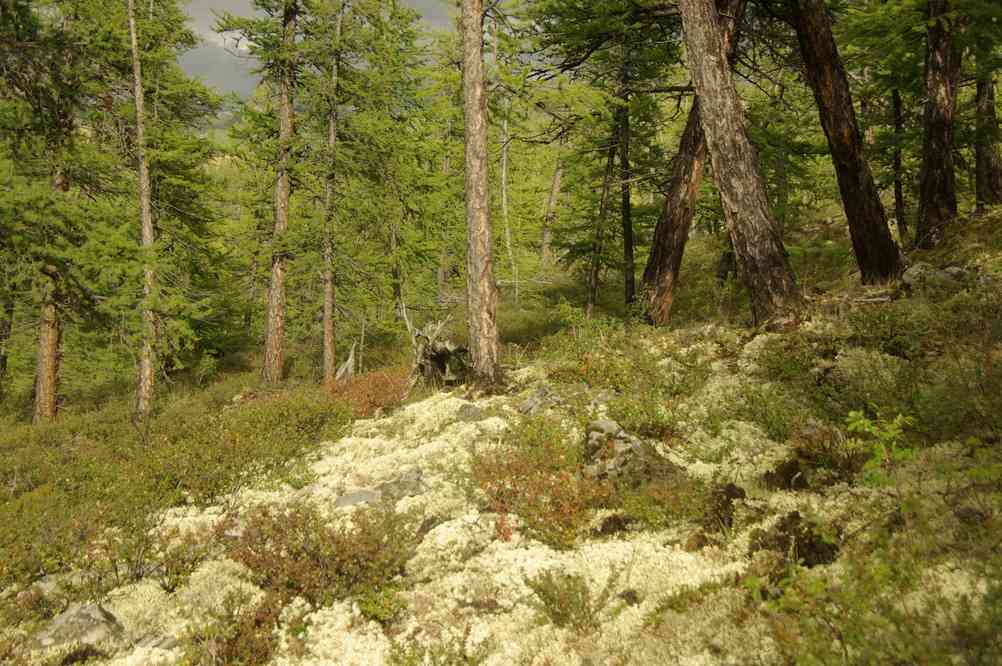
{"left": 526, "top": 568, "right": 621, "bottom": 634}
{"left": 470, "top": 417, "right": 611, "bottom": 549}
{"left": 222, "top": 502, "right": 418, "bottom": 608}
{"left": 179, "top": 590, "right": 279, "bottom": 666}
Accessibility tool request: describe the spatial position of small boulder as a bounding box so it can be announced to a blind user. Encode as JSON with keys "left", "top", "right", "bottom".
{"left": 32, "top": 603, "right": 123, "bottom": 651}
{"left": 377, "top": 468, "right": 424, "bottom": 502}
{"left": 335, "top": 488, "right": 383, "bottom": 509}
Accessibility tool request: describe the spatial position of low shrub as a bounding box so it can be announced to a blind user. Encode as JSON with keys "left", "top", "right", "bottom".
{"left": 470, "top": 417, "right": 611, "bottom": 549}
{"left": 179, "top": 590, "right": 280, "bottom": 666}
{"left": 526, "top": 568, "right": 621, "bottom": 634}
{"left": 222, "top": 502, "right": 418, "bottom": 608}
{"left": 334, "top": 366, "right": 411, "bottom": 418}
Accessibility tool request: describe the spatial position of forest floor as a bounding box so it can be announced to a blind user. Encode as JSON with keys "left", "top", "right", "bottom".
{"left": 4, "top": 212, "right": 1002, "bottom": 665}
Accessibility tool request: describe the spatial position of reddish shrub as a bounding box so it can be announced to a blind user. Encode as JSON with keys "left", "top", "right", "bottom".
{"left": 334, "top": 367, "right": 411, "bottom": 418}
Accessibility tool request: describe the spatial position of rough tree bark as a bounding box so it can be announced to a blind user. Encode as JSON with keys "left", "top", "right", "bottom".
{"left": 262, "top": 0, "right": 297, "bottom": 384}
{"left": 322, "top": 5, "right": 344, "bottom": 392}
{"left": 33, "top": 287, "right": 61, "bottom": 424}
{"left": 128, "top": 0, "right": 158, "bottom": 420}
{"left": 788, "top": 0, "right": 901, "bottom": 282}
{"left": 586, "top": 137, "right": 619, "bottom": 319}
{"left": 916, "top": 0, "right": 959, "bottom": 249}
{"left": 643, "top": 101, "right": 709, "bottom": 325}
{"left": 501, "top": 110, "right": 518, "bottom": 304}
{"left": 618, "top": 101, "right": 636, "bottom": 306}
{"left": 643, "top": 0, "right": 743, "bottom": 326}
{"left": 892, "top": 88, "right": 908, "bottom": 237}
{"left": 540, "top": 159, "right": 563, "bottom": 270}
{"left": 975, "top": 72, "right": 1002, "bottom": 213}
{"left": 0, "top": 295, "right": 12, "bottom": 401}
{"left": 462, "top": 0, "right": 500, "bottom": 384}
{"left": 678, "top": 0, "right": 801, "bottom": 324}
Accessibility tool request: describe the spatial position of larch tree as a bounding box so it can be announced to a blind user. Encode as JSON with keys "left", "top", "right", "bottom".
{"left": 127, "top": 0, "right": 158, "bottom": 420}
{"left": 462, "top": 0, "right": 500, "bottom": 384}
{"left": 786, "top": 0, "right": 901, "bottom": 282}
{"left": 915, "top": 0, "right": 959, "bottom": 249}
{"left": 678, "top": 0, "right": 801, "bottom": 324}
{"left": 642, "top": 0, "right": 745, "bottom": 326}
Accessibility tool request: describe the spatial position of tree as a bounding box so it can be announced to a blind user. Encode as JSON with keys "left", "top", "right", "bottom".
{"left": 462, "top": 0, "right": 500, "bottom": 383}
{"left": 915, "top": 0, "right": 959, "bottom": 249}
{"left": 678, "top": 0, "right": 801, "bottom": 323}
{"left": 127, "top": 0, "right": 157, "bottom": 420}
{"left": 643, "top": 0, "right": 744, "bottom": 326}
{"left": 786, "top": 0, "right": 901, "bottom": 282}
{"left": 975, "top": 69, "right": 1002, "bottom": 213}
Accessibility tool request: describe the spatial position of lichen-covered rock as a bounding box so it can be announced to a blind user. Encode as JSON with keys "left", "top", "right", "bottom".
{"left": 31, "top": 603, "right": 123, "bottom": 651}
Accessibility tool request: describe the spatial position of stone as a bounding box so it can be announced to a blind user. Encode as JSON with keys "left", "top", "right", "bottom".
{"left": 588, "top": 419, "right": 623, "bottom": 438}
{"left": 901, "top": 261, "right": 964, "bottom": 293}
{"left": 377, "top": 468, "right": 424, "bottom": 501}
{"left": 518, "top": 384, "right": 559, "bottom": 415}
{"left": 32, "top": 603, "right": 124, "bottom": 650}
{"left": 455, "top": 403, "right": 485, "bottom": 423}
{"left": 335, "top": 488, "right": 383, "bottom": 508}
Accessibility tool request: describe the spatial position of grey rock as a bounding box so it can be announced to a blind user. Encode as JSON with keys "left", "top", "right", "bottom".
{"left": 901, "top": 262, "right": 965, "bottom": 293}
{"left": 455, "top": 403, "right": 485, "bottom": 422}
{"left": 32, "top": 603, "right": 123, "bottom": 650}
{"left": 335, "top": 489, "right": 383, "bottom": 508}
{"left": 518, "top": 384, "right": 560, "bottom": 415}
{"left": 138, "top": 634, "right": 180, "bottom": 650}
{"left": 588, "top": 419, "right": 624, "bottom": 437}
{"left": 378, "top": 468, "right": 424, "bottom": 501}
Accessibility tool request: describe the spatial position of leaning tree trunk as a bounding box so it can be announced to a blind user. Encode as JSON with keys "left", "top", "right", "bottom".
{"left": 540, "top": 159, "right": 563, "bottom": 270}
{"left": 262, "top": 1, "right": 297, "bottom": 384}
{"left": 678, "top": 0, "right": 800, "bottom": 324}
{"left": 462, "top": 0, "right": 500, "bottom": 384}
{"left": 788, "top": 0, "right": 901, "bottom": 282}
{"left": 643, "top": 101, "right": 709, "bottom": 325}
{"left": 975, "top": 73, "right": 1002, "bottom": 213}
{"left": 128, "top": 0, "right": 158, "bottom": 420}
{"left": 586, "top": 136, "right": 619, "bottom": 319}
{"left": 33, "top": 288, "right": 61, "bottom": 424}
{"left": 916, "top": 0, "right": 959, "bottom": 249}
{"left": 322, "top": 7, "right": 344, "bottom": 392}
{"left": 643, "top": 0, "right": 744, "bottom": 326}
{"left": 0, "top": 295, "right": 13, "bottom": 401}
{"left": 618, "top": 101, "right": 636, "bottom": 307}
{"left": 892, "top": 88, "right": 908, "bottom": 237}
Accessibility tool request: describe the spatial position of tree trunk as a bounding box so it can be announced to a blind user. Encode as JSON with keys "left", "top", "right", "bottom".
{"left": 501, "top": 109, "right": 518, "bottom": 304}
{"left": 128, "top": 0, "right": 158, "bottom": 420}
{"left": 643, "top": 101, "right": 709, "bottom": 325}
{"left": 33, "top": 291, "right": 60, "bottom": 424}
{"left": 679, "top": 0, "right": 800, "bottom": 324}
{"left": 788, "top": 0, "right": 901, "bottom": 283}
{"left": 322, "top": 6, "right": 344, "bottom": 392}
{"left": 892, "top": 88, "right": 908, "bottom": 237}
{"left": 618, "top": 101, "right": 636, "bottom": 307}
{"left": 643, "top": 0, "right": 743, "bottom": 326}
{"left": 540, "top": 159, "right": 563, "bottom": 270}
{"left": 975, "top": 73, "right": 1002, "bottom": 213}
{"left": 262, "top": 1, "right": 297, "bottom": 384}
{"left": 916, "top": 0, "right": 959, "bottom": 249}
{"left": 462, "top": 0, "right": 500, "bottom": 384}
{"left": 0, "top": 295, "right": 13, "bottom": 401}
{"left": 586, "top": 136, "right": 619, "bottom": 318}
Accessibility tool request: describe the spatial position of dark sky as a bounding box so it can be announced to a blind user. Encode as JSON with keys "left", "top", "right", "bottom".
{"left": 181, "top": 0, "right": 454, "bottom": 97}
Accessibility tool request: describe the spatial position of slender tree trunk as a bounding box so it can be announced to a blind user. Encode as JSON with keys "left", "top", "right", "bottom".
{"left": 892, "top": 88, "right": 908, "bottom": 237}
{"left": 679, "top": 0, "right": 801, "bottom": 324}
{"left": 586, "top": 136, "right": 619, "bottom": 318}
{"left": 33, "top": 288, "right": 60, "bottom": 424}
{"left": 788, "top": 0, "right": 901, "bottom": 282}
{"left": 643, "top": 0, "right": 743, "bottom": 326}
{"left": 262, "top": 1, "right": 297, "bottom": 384}
{"left": 618, "top": 102, "right": 636, "bottom": 306}
{"left": 128, "top": 0, "right": 157, "bottom": 420}
{"left": 643, "top": 101, "right": 709, "bottom": 325}
{"left": 462, "top": 0, "right": 500, "bottom": 384}
{"left": 916, "top": 0, "right": 959, "bottom": 249}
{"left": 0, "top": 295, "right": 13, "bottom": 401}
{"left": 322, "top": 6, "right": 344, "bottom": 392}
{"left": 540, "top": 159, "right": 563, "bottom": 270}
{"left": 501, "top": 110, "right": 518, "bottom": 304}
{"left": 975, "top": 73, "right": 1002, "bottom": 213}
